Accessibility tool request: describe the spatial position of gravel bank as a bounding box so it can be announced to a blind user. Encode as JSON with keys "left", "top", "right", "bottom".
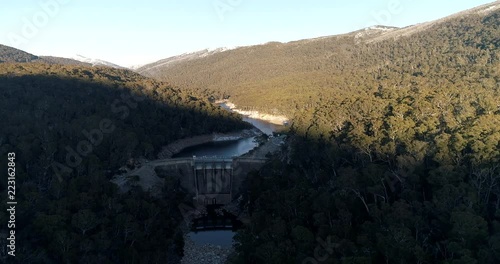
{"left": 181, "top": 236, "right": 234, "bottom": 264}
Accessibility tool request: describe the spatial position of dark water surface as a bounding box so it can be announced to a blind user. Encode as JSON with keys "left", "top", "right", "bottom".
{"left": 182, "top": 104, "right": 284, "bottom": 247}
{"left": 174, "top": 104, "right": 284, "bottom": 158}
{"left": 187, "top": 230, "right": 235, "bottom": 247}
{"left": 172, "top": 137, "right": 258, "bottom": 158}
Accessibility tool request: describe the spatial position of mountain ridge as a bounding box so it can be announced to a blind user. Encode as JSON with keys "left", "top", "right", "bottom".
{"left": 0, "top": 44, "right": 125, "bottom": 68}
{"left": 136, "top": 1, "right": 500, "bottom": 116}
{"left": 138, "top": 1, "right": 499, "bottom": 77}
{"left": 136, "top": 47, "right": 237, "bottom": 75}
{"left": 72, "top": 54, "right": 125, "bottom": 68}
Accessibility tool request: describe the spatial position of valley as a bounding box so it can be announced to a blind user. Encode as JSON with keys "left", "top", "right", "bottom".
{"left": 1, "top": 1, "right": 500, "bottom": 264}
{"left": 108, "top": 107, "right": 286, "bottom": 263}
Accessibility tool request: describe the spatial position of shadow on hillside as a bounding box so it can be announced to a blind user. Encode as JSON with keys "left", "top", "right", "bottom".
{"left": 0, "top": 72, "right": 251, "bottom": 177}
{"left": 0, "top": 70, "right": 256, "bottom": 263}
{"left": 234, "top": 131, "right": 500, "bottom": 263}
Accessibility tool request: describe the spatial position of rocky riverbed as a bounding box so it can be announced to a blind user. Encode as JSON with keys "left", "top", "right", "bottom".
{"left": 179, "top": 199, "right": 246, "bottom": 264}
{"left": 217, "top": 100, "right": 289, "bottom": 125}
{"left": 181, "top": 236, "right": 234, "bottom": 264}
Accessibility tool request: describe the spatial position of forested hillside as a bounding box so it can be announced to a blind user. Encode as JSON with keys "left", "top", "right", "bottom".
{"left": 0, "top": 62, "right": 250, "bottom": 263}
{"left": 139, "top": 3, "right": 499, "bottom": 118}
{"left": 137, "top": 3, "right": 500, "bottom": 264}
{"left": 0, "top": 44, "right": 97, "bottom": 67}
{"left": 1, "top": 2, "right": 499, "bottom": 263}
{"left": 39, "top": 56, "right": 92, "bottom": 67}
{"left": 223, "top": 5, "right": 500, "bottom": 264}
{"left": 0, "top": 44, "right": 39, "bottom": 63}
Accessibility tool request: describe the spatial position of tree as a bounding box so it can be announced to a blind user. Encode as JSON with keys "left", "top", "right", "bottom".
{"left": 71, "top": 209, "right": 99, "bottom": 236}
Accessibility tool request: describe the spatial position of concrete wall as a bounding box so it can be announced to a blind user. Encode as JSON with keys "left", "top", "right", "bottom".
{"left": 153, "top": 157, "right": 267, "bottom": 204}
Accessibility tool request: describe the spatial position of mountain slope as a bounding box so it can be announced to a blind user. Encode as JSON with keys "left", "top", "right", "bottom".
{"left": 0, "top": 62, "right": 249, "bottom": 263}
{"left": 39, "top": 56, "right": 92, "bottom": 66}
{"left": 0, "top": 44, "right": 123, "bottom": 68}
{"left": 367, "top": 2, "right": 500, "bottom": 43}
{"left": 225, "top": 3, "right": 500, "bottom": 264}
{"left": 136, "top": 47, "right": 236, "bottom": 74}
{"left": 0, "top": 44, "right": 39, "bottom": 62}
{"left": 72, "top": 54, "right": 124, "bottom": 68}
{"left": 138, "top": 2, "right": 499, "bottom": 116}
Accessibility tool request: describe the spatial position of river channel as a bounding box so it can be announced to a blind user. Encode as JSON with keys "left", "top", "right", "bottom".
{"left": 174, "top": 103, "right": 284, "bottom": 159}
{"left": 181, "top": 104, "right": 284, "bottom": 250}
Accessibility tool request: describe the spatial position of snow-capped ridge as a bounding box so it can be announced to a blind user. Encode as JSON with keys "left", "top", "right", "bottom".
{"left": 477, "top": 4, "right": 499, "bottom": 14}
{"left": 72, "top": 54, "right": 124, "bottom": 69}
{"left": 366, "top": 25, "right": 398, "bottom": 31}
{"left": 136, "top": 47, "right": 238, "bottom": 73}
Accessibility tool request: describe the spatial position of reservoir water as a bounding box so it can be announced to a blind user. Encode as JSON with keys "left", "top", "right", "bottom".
{"left": 174, "top": 103, "right": 284, "bottom": 158}
{"left": 173, "top": 137, "right": 258, "bottom": 158}
{"left": 187, "top": 230, "right": 235, "bottom": 247}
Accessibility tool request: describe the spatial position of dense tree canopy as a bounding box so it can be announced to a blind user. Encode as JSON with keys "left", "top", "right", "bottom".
{"left": 0, "top": 4, "right": 499, "bottom": 264}
{"left": 0, "top": 63, "right": 250, "bottom": 263}
{"left": 220, "top": 8, "right": 500, "bottom": 264}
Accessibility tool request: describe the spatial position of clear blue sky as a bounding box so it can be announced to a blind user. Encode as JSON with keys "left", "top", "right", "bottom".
{"left": 0, "top": 0, "right": 495, "bottom": 67}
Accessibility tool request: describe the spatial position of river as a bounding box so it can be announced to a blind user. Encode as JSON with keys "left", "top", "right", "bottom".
{"left": 220, "top": 102, "right": 284, "bottom": 136}
{"left": 172, "top": 137, "right": 258, "bottom": 158}
{"left": 187, "top": 230, "right": 234, "bottom": 247}
{"left": 174, "top": 103, "right": 284, "bottom": 158}
{"left": 181, "top": 104, "right": 284, "bottom": 254}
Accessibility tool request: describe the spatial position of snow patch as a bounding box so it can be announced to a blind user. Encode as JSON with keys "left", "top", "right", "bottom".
{"left": 137, "top": 47, "right": 238, "bottom": 72}
{"left": 355, "top": 26, "right": 397, "bottom": 39}
{"left": 368, "top": 26, "right": 396, "bottom": 31}
{"left": 72, "top": 54, "right": 123, "bottom": 68}
{"left": 478, "top": 5, "right": 498, "bottom": 14}
{"left": 128, "top": 64, "right": 145, "bottom": 70}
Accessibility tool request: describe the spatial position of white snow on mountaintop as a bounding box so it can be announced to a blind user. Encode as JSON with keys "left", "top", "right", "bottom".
{"left": 353, "top": 25, "right": 398, "bottom": 40}
{"left": 207, "top": 46, "right": 238, "bottom": 53}
{"left": 366, "top": 26, "right": 397, "bottom": 31}
{"left": 477, "top": 4, "right": 499, "bottom": 14}
{"left": 72, "top": 54, "right": 124, "bottom": 69}
{"left": 128, "top": 64, "right": 145, "bottom": 70}
{"left": 171, "top": 47, "right": 239, "bottom": 59}
{"left": 198, "top": 47, "right": 237, "bottom": 58}
{"left": 184, "top": 46, "right": 239, "bottom": 58}
{"left": 365, "top": 1, "right": 500, "bottom": 43}
{"left": 136, "top": 47, "right": 238, "bottom": 73}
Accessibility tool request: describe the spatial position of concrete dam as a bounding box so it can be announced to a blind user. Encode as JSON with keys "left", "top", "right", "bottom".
{"left": 116, "top": 157, "right": 268, "bottom": 205}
